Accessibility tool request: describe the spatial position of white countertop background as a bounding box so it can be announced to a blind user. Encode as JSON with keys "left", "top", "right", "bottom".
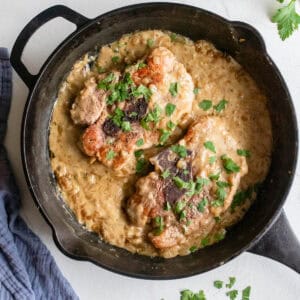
{"left": 1, "top": 0, "right": 300, "bottom": 299}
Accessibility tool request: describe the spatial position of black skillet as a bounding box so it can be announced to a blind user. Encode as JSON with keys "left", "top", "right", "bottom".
{"left": 10, "top": 3, "right": 300, "bottom": 278}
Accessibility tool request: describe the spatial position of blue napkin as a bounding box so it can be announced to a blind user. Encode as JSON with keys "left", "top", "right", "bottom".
{"left": 0, "top": 48, "right": 79, "bottom": 300}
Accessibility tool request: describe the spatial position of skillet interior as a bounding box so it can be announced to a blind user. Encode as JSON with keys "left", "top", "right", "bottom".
{"left": 22, "top": 3, "right": 298, "bottom": 278}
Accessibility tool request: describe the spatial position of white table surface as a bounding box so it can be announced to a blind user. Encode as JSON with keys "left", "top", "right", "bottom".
{"left": 1, "top": 0, "right": 300, "bottom": 299}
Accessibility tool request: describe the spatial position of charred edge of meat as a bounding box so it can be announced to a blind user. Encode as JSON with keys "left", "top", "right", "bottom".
{"left": 124, "top": 98, "right": 148, "bottom": 122}
{"left": 102, "top": 118, "right": 120, "bottom": 136}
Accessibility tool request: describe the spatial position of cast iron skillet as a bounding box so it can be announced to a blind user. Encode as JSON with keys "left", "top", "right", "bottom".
{"left": 10, "top": 3, "right": 300, "bottom": 278}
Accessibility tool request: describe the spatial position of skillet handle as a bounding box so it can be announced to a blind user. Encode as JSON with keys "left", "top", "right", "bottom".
{"left": 10, "top": 5, "right": 89, "bottom": 90}
{"left": 248, "top": 211, "right": 300, "bottom": 274}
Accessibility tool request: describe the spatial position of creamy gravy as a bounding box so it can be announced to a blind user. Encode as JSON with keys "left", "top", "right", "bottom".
{"left": 49, "top": 30, "right": 272, "bottom": 258}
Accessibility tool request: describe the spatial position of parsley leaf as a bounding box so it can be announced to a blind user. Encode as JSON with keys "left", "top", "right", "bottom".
{"left": 132, "top": 84, "right": 152, "bottom": 100}
{"left": 231, "top": 187, "right": 253, "bottom": 212}
{"left": 201, "top": 237, "right": 210, "bottom": 247}
{"left": 153, "top": 216, "right": 164, "bottom": 235}
{"left": 209, "top": 156, "right": 217, "bottom": 164}
{"left": 174, "top": 200, "right": 186, "bottom": 213}
{"left": 136, "top": 138, "right": 144, "bottom": 147}
{"left": 171, "top": 144, "right": 188, "bottom": 158}
{"left": 136, "top": 158, "right": 148, "bottom": 174}
{"left": 159, "top": 130, "right": 171, "bottom": 145}
{"left": 226, "top": 290, "right": 238, "bottom": 300}
{"left": 216, "top": 181, "right": 231, "bottom": 188}
{"left": 180, "top": 289, "right": 206, "bottom": 300}
{"left": 213, "top": 280, "right": 223, "bottom": 289}
{"left": 169, "top": 82, "right": 179, "bottom": 97}
{"left": 242, "top": 286, "right": 251, "bottom": 300}
{"left": 147, "top": 38, "right": 154, "bottom": 47}
{"left": 165, "top": 103, "right": 176, "bottom": 116}
{"left": 111, "top": 56, "right": 120, "bottom": 63}
{"left": 167, "top": 120, "right": 176, "bottom": 131}
{"left": 272, "top": 0, "right": 300, "bottom": 40}
{"left": 199, "top": 100, "right": 212, "bottom": 111}
{"left": 134, "top": 149, "right": 144, "bottom": 158}
{"left": 204, "top": 141, "right": 216, "bottom": 153}
{"left": 189, "top": 245, "right": 198, "bottom": 253}
{"left": 226, "top": 277, "right": 236, "bottom": 289}
{"left": 221, "top": 155, "right": 240, "bottom": 173}
{"left": 173, "top": 177, "right": 188, "bottom": 189}
{"left": 164, "top": 201, "right": 171, "bottom": 211}
{"left": 193, "top": 87, "right": 200, "bottom": 95}
{"left": 162, "top": 169, "right": 170, "bottom": 179}
{"left": 237, "top": 149, "right": 251, "bottom": 157}
{"left": 121, "top": 121, "right": 131, "bottom": 132}
{"left": 197, "top": 198, "right": 208, "bottom": 212}
{"left": 209, "top": 172, "right": 220, "bottom": 180}
{"left": 214, "top": 99, "right": 228, "bottom": 112}
{"left": 170, "top": 33, "right": 177, "bottom": 42}
{"left": 106, "top": 150, "right": 116, "bottom": 160}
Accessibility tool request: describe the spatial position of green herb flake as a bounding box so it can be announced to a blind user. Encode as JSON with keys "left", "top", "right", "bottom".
{"left": 159, "top": 130, "right": 171, "bottom": 145}
{"left": 164, "top": 201, "right": 171, "bottom": 211}
{"left": 216, "top": 181, "right": 231, "bottom": 188}
{"left": 106, "top": 150, "right": 116, "bottom": 160}
{"left": 132, "top": 84, "right": 152, "bottom": 100}
{"left": 174, "top": 200, "right": 186, "bottom": 213}
{"left": 165, "top": 103, "right": 176, "bottom": 116}
{"left": 242, "top": 286, "right": 251, "bottom": 300}
{"left": 169, "top": 82, "right": 179, "bottom": 97}
{"left": 193, "top": 87, "right": 200, "bottom": 95}
{"left": 161, "top": 169, "right": 170, "bottom": 179}
{"left": 211, "top": 199, "right": 224, "bottom": 207}
{"left": 214, "top": 216, "right": 221, "bottom": 223}
{"left": 221, "top": 155, "right": 240, "bottom": 174}
{"left": 209, "top": 172, "right": 220, "bottom": 181}
{"left": 136, "top": 138, "right": 144, "bottom": 147}
{"left": 237, "top": 149, "right": 251, "bottom": 157}
{"left": 214, "top": 99, "right": 228, "bottom": 112}
{"left": 272, "top": 0, "right": 300, "bottom": 41}
{"left": 180, "top": 290, "right": 206, "bottom": 300}
{"left": 213, "top": 280, "right": 223, "bottom": 289}
{"left": 201, "top": 237, "right": 210, "bottom": 247}
{"left": 179, "top": 210, "right": 187, "bottom": 221}
{"left": 136, "top": 158, "right": 148, "bottom": 174}
{"left": 173, "top": 177, "right": 187, "bottom": 189}
{"left": 209, "top": 156, "right": 217, "bottom": 164}
{"left": 111, "top": 56, "right": 120, "bottom": 63}
{"left": 171, "top": 144, "right": 188, "bottom": 158}
{"left": 199, "top": 100, "right": 212, "bottom": 111}
{"left": 134, "top": 150, "right": 144, "bottom": 159}
{"left": 97, "top": 66, "right": 106, "bottom": 73}
{"left": 231, "top": 187, "right": 253, "bottom": 212}
{"left": 204, "top": 141, "right": 216, "bottom": 153}
{"left": 167, "top": 120, "right": 176, "bottom": 131}
{"left": 147, "top": 38, "right": 154, "bottom": 47}
{"left": 226, "top": 277, "right": 236, "bottom": 289}
{"left": 197, "top": 198, "right": 208, "bottom": 213}
{"left": 121, "top": 121, "right": 131, "bottom": 132}
{"left": 214, "top": 231, "right": 226, "bottom": 242}
{"left": 170, "top": 33, "right": 177, "bottom": 42}
{"left": 129, "top": 112, "right": 138, "bottom": 117}
{"left": 226, "top": 290, "right": 238, "bottom": 300}
{"left": 153, "top": 216, "right": 164, "bottom": 235}
{"left": 189, "top": 245, "right": 198, "bottom": 253}
{"left": 138, "top": 62, "right": 147, "bottom": 69}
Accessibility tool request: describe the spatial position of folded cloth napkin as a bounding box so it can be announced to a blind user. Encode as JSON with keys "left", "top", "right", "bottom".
{"left": 0, "top": 48, "right": 79, "bottom": 300}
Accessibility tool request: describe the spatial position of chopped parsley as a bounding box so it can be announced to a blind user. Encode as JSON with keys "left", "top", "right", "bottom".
{"left": 199, "top": 100, "right": 212, "bottom": 111}
{"left": 171, "top": 144, "right": 188, "bottom": 158}
{"left": 180, "top": 289, "right": 206, "bottom": 300}
{"left": 159, "top": 130, "right": 171, "bottom": 145}
{"left": 110, "top": 108, "right": 132, "bottom": 132}
{"left": 209, "top": 172, "right": 220, "bottom": 180}
{"left": 215, "top": 231, "right": 226, "bottom": 242}
{"left": 136, "top": 138, "right": 144, "bottom": 147}
{"left": 165, "top": 103, "right": 176, "bottom": 116}
{"left": 216, "top": 181, "right": 231, "bottom": 188}
{"left": 111, "top": 56, "right": 120, "bottom": 63}
{"left": 161, "top": 169, "right": 171, "bottom": 179}
{"left": 97, "top": 72, "right": 115, "bottom": 89}
{"left": 213, "top": 280, "right": 223, "bottom": 289}
{"left": 204, "top": 141, "right": 216, "bottom": 153}
{"left": 193, "top": 87, "right": 200, "bottom": 95}
{"left": 169, "top": 82, "right": 179, "bottom": 97}
{"left": 121, "top": 121, "right": 131, "bottom": 132}
{"left": 134, "top": 149, "right": 144, "bottom": 158}
{"left": 231, "top": 187, "right": 253, "bottom": 212}
{"left": 226, "top": 290, "right": 238, "bottom": 300}
{"left": 221, "top": 155, "right": 240, "bottom": 173}
{"left": 237, "top": 149, "right": 251, "bottom": 157}
{"left": 147, "top": 38, "right": 154, "bottom": 47}
{"left": 142, "top": 105, "right": 162, "bottom": 125}
{"left": 226, "top": 277, "right": 236, "bottom": 289}
{"left": 209, "top": 156, "right": 217, "bottom": 164}
{"left": 214, "top": 216, "right": 221, "bottom": 223}
{"left": 214, "top": 99, "right": 228, "bottom": 112}
{"left": 170, "top": 33, "right": 177, "bottom": 42}
{"left": 167, "top": 120, "right": 176, "bottom": 131}
{"left": 136, "top": 158, "right": 148, "bottom": 174}
{"left": 197, "top": 198, "right": 208, "bottom": 213}
{"left": 272, "top": 0, "right": 300, "bottom": 41}
{"left": 137, "top": 62, "right": 147, "bottom": 69}
{"left": 97, "top": 66, "right": 106, "bottom": 73}
{"left": 189, "top": 245, "right": 198, "bottom": 253}
{"left": 153, "top": 216, "right": 164, "bottom": 235}
{"left": 164, "top": 201, "right": 171, "bottom": 211}
{"left": 211, "top": 199, "right": 224, "bottom": 207}
{"left": 242, "top": 286, "right": 251, "bottom": 300}
{"left": 132, "top": 84, "right": 152, "bottom": 100}
{"left": 106, "top": 150, "right": 115, "bottom": 160}
{"left": 173, "top": 177, "right": 188, "bottom": 189}
{"left": 174, "top": 200, "right": 186, "bottom": 213}
{"left": 179, "top": 210, "right": 187, "bottom": 221}
{"left": 201, "top": 237, "right": 210, "bottom": 247}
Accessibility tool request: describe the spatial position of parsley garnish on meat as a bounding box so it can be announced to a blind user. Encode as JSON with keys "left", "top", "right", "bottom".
{"left": 153, "top": 216, "right": 164, "bottom": 235}
{"left": 209, "top": 172, "right": 220, "bottom": 180}
{"left": 167, "top": 120, "right": 176, "bottom": 130}
{"left": 201, "top": 237, "right": 210, "bottom": 247}
{"left": 272, "top": 0, "right": 300, "bottom": 40}
{"left": 136, "top": 158, "right": 149, "bottom": 174}
{"left": 214, "top": 280, "right": 223, "bottom": 289}
{"left": 171, "top": 144, "right": 188, "bottom": 158}
{"left": 131, "top": 84, "right": 152, "bottom": 100}
{"left": 193, "top": 87, "right": 200, "bottom": 95}
{"left": 197, "top": 198, "right": 208, "bottom": 212}
{"left": 214, "top": 99, "right": 228, "bottom": 112}
{"left": 199, "top": 99, "right": 212, "bottom": 111}
{"left": 174, "top": 200, "right": 186, "bottom": 213}
{"left": 165, "top": 103, "right": 176, "bottom": 116}
{"left": 121, "top": 121, "right": 131, "bottom": 132}
{"left": 170, "top": 33, "right": 177, "bottom": 42}
{"left": 136, "top": 138, "right": 144, "bottom": 147}
{"left": 231, "top": 186, "right": 253, "bottom": 212}
{"left": 134, "top": 149, "right": 144, "bottom": 158}
{"left": 204, "top": 141, "right": 216, "bottom": 153}
{"left": 161, "top": 169, "right": 171, "bottom": 179}
{"left": 169, "top": 82, "right": 179, "bottom": 97}
{"left": 221, "top": 155, "right": 240, "bottom": 173}
{"left": 189, "top": 245, "right": 198, "bottom": 253}
{"left": 98, "top": 72, "right": 115, "bottom": 89}
{"left": 147, "top": 38, "right": 154, "bottom": 47}
{"left": 209, "top": 156, "right": 217, "bottom": 164}
{"left": 237, "top": 149, "right": 251, "bottom": 157}
{"left": 164, "top": 201, "right": 171, "bottom": 211}
{"left": 159, "top": 130, "right": 171, "bottom": 145}
{"left": 111, "top": 56, "right": 120, "bottom": 63}
{"left": 106, "top": 150, "right": 115, "bottom": 160}
{"left": 97, "top": 66, "right": 106, "bottom": 73}
{"left": 110, "top": 108, "right": 132, "bottom": 132}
